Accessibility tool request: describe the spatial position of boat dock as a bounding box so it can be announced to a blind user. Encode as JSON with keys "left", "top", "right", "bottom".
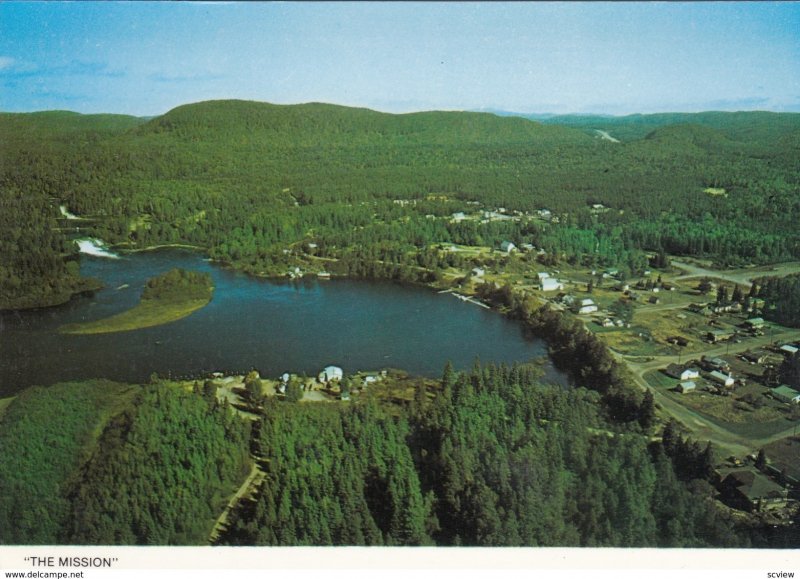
{"left": 439, "top": 288, "right": 490, "bottom": 309}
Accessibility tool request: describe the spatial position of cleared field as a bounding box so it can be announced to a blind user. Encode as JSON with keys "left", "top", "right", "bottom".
{"left": 644, "top": 370, "right": 791, "bottom": 436}
{"left": 60, "top": 269, "right": 214, "bottom": 335}
{"left": 60, "top": 295, "right": 212, "bottom": 334}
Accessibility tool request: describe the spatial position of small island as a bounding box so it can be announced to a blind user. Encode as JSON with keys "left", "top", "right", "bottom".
{"left": 60, "top": 268, "right": 214, "bottom": 335}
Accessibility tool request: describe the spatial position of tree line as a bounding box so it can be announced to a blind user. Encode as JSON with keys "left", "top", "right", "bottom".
{"left": 1, "top": 101, "right": 798, "bottom": 308}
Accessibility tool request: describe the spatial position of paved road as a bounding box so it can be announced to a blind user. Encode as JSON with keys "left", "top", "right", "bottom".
{"left": 622, "top": 327, "right": 800, "bottom": 375}
{"left": 672, "top": 259, "right": 800, "bottom": 288}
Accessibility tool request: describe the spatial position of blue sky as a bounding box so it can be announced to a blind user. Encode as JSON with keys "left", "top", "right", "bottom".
{"left": 1, "top": 1, "right": 798, "bottom": 116}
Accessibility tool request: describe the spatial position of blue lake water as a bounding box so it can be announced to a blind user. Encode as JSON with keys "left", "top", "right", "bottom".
{"left": 0, "top": 250, "right": 565, "bottom": 396}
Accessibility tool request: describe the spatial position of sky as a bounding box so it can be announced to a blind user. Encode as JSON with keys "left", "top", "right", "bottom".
{"left": 0, "top": 1, "right": 798, "bottom": 117}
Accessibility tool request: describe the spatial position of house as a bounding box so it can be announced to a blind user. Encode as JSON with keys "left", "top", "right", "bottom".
{"left": 558, "top": 294, "right": 574, "bottom": 307}
{"left": 741, "top": 350, "right": 768, "bottom": 365}
{"left": 720, "top": 468, "right": 788, "bottom": 512}
{"left": 318, "top": 365, "right": 344, "bottom": 384}
{"left": 709, "top": 371, "right": 735, "bottom": 388}
{"left": 682, "top": 367, "right": 701, "bottom": 380}
{"left": 599, "top": 318, "right": 614, "bottom": 328}
{"left": 677, "top": 381, "right": 696, "bottom": 394}
{"left": 704, "top": 357, "right": 730, "bottom": 372}
{"left": 664, "top": 364, "right": 700, "bottom": 381}
{"left": 471, "top": 267, "right": 485, "bottom": 278}
{"left": 537, "top": 272, "right": 550, "bottom": 281}
{"left": 743, "top": 317, "right": 765, "bottom": 330}
{"left": 362, "top": 375, "right": 379, "bottom": 387}
{"left": 771, "top": 385, "right": 800, "bottom": 404}
{"left": 687, "top": 303, "right": 712, "bottom": 316}
{"left": 779, "top": 344, "right": 799, "bottom": 356}
{"left": 317, "top": 271, "right": 331, "bottom": 279}
{"left": 707, "top": 329, "right": 735, "bottom": 343}
{"left": 451, "top": 212, "right": 466, "bottom": 222}
{"left": 540, "top": 278, "right": 564, "bottom": 292}
{"left": 500, "top": 241, "right": 517, "bottom": 253}
{"left": 574, "top": 298, "right": 597, "bottom": 315}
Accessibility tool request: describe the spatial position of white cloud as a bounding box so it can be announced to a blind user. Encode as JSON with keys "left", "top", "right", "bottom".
{"left": 0, "top": 56, "right": 15, "bottom": 70}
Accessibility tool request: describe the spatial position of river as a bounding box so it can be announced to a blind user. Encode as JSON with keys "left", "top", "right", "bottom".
{"left": 0, "top": 249, "right": 565, "bottom": 397}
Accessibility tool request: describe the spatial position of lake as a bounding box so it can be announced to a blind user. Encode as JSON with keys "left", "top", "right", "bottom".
{"left": 0, "top": 249, "right": 565, "bottom": 397}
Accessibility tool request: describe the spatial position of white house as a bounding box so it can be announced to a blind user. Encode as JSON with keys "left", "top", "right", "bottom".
{"left": 471, "top": 267, "right": 485, "bottom": 278}
{"left": 500, "top": 241, "right": 517, "bottom": 253}
{"left": 540, "top": 278, "right": 564, "bottom": 292}
{"left": 451, "top": 212, "right": 466, "bottom": 222}
{"left": 677, "top": 381, "right": 696, "bottom": 394}
{"left": 575, "top": 298, "right": 598, "bottom": 315}
{"left": 682, "top": 368, "right": 701, "bottom": 380}
{"left": 318, "top": 366, "right": 344, "bottom": 384}
{"left": 709, "top": 371, "right": 735, "bottom": 388}
{"left": 666, "top": 365, "right": 700, "bottom": 381}
{"left": 780, "top": 344, "right": 799, "bottom": 356}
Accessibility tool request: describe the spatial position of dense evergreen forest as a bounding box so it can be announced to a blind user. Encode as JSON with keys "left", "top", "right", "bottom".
{"left": 1, "top": 101, "right": 798, "bottom": 308}
{"left": 0, "top": 381, "right": 251, "bottom": 545}
{"left": 2, "top": 365, "right": 795, "bottom": 546}
{"left": 755, "top": 272, "right": 800, "bottom": 328}
{"left": 141, "top": 268, "right": 213, "bottom": 302}
{"left": 0, "top": 381, "right": 138, "bottom": 543}
{"left": 222, "top": 362, "right": 744, "bottom": 547}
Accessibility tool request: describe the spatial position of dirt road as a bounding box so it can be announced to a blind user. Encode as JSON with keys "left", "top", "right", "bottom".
{"left": 613, "top": 328, "right": 800, "bottom": 456}
{"left": 208, "top": 462, "right": 266, "bottom": 544}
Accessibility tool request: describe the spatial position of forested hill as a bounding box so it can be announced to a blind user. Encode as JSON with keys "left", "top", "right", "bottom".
{"left": 1, "top": 99, "right": 799, "bottom": 308}
{"left": 141, "top": 99, "right": 593, "bottom": 146}
{"left": 534, "top": 110, "right": 800, "bottom": 143}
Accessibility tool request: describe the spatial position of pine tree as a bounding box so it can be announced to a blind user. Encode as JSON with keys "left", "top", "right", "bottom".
{"left": 755, "top": 448, "right": 767, "bottom": 470}
{"left": 441, "top": 361, "right": 455, "bottom": 389}
{"left": 716, "top": 285, "right": 728, "bottom": 305}
{"left": 637, "top": 390, "right": 656, "bottom": 431}
{"left": 731, "top": 284, "right": 743, "bottom": 304}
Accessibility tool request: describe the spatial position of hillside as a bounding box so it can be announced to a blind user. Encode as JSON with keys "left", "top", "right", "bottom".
{"left": 0, "top": 380, "right": 251, "bottom": 545}
{"left": 534, "top": 110, "right": 800, "bottom": 144}
{"left": 1, "top": 100, "right": 798, "bottom": 308}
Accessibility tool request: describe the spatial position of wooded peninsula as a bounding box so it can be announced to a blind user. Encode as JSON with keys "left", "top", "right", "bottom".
{"left": 59, "top": 268, "right": 213, "bottom": 334}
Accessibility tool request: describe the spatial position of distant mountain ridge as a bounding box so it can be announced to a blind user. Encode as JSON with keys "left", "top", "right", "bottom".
{"left": 474, "top": 108, "right": 800, "bottom": 143}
